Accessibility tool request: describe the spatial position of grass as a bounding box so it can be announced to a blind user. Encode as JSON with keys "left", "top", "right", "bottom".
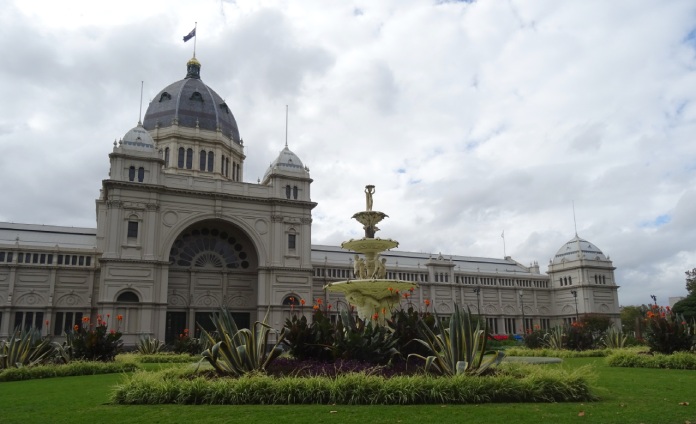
{"left": 0, "top": 358, "right": 695, "bottom": 423}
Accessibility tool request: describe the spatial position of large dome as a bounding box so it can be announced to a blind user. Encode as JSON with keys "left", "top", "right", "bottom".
{"left": 552, "top": 235, "right": 608, "bottom": 264}
{"left": 142, "top": 57, "right": 241, "bottom": 143}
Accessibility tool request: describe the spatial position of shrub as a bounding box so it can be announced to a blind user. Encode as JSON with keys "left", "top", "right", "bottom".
{"left": 129, "top": 353, "right": 197, "bottom": 363}
{"left": 199, "top": 308, "right": 286, "bottom": 376}
{"left": 408, "top": 304, "right": 505, "bottom": 376}
{"left": 524, "top": 328, "right": 546, "bottom": 349}
{"left": 0, "top": 328, "right": 58, "bottom": 369}
{"left": 566, "top": 321, "right": 595, "bottom": 351}
{"left": 112, "top": 363, "right": 597, "bottom": 405}
{"left": 67, "top": 315, "right": 123, "bottom": 361}
{"left": 607, "top": 351, "right": 696, "bottom": 369}
{"left": 644, "top": 306, "right": 694, "bottom": 354}
{"left": 169, "top": 329, "right": 205, "bottom": 355}
{"left": 543, "top": 326, "right": 565, "bottom": 349}
{"left": 602, "top": 326, "right": 628, "bottom": 349}
{"left": 282, "top": 310, "right": 334, "bottom": 362}
{"left": 388, "top": 306, "right": 436, "bottom": 358}
{"left": 333, "top": 309, "right": 400, "bottom": 364}
{"left": 0, "top": 360, "right": 139, "bottom": 382}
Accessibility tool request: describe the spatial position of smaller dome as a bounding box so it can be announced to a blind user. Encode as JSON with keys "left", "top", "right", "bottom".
{"left": 121, "top": 123, "right": 155, "bottom": 152}
{"left": 263, "top": 146, "right": 309, "bottom": 180}
{"left": 552, "top": 235, "right": 608, "bottom": 264}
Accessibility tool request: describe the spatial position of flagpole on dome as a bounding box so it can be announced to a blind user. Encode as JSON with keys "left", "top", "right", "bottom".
{"left": 193, "top": 22, "right": 197, "bottom": 58}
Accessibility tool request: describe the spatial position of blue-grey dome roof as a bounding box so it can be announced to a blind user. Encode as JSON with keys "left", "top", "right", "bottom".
{"left": 552, "top": 235, "right": 608, "bottom": 264}
{"left": 121, "top": 123, "right": 155, "bottom": 152}
{"left": 142, "top": 58, "right": 241, "bottom": 143}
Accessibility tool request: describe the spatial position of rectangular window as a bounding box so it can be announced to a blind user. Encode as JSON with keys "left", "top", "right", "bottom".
{"left": 540, "top": 318, "right": 550, "bottom": 331}
{"left": 54, "top": 311, "right": 83, "bottom": 336}
{"left": 57, "top": 255, "right": 63, "bottom": 265}
{"left": 0, "top": 252, "right": 5, "bottom": 262}
{"left": 78, "top": 256, "right": 84, "bottom": 266}
{"left": 71, "top": 256, "right": 77, "bottom": 266}
{"left": 40, "top": 254, "right": 46, "bottom": 264}
{"left": 486, "top": 318, "right": 499, "bottom": 334}
{"left": 127, "top": 221, "right": 139, "bottom": 238}
{"left": 86, "top": 257, "right": 91, "bottom": 266}
{"left": 32, "top": 253, "right": 39, "bottom": 264}
{"left": 14, "top": 311, "right": 44, "bottom": 331}
{"left": 6, "top": 252, "right": 12, "bottom": 262}
{"left": 504, "top": 318, "right": 516, "bottom": 334}
{"left": 47, "top": 254, "right": 53, "bottom": 264}
{"left": 18, "top": 253, "right": 24, "bottom": 264}
{"left": 288, "top": 234, "right": 296, "bottom": 249}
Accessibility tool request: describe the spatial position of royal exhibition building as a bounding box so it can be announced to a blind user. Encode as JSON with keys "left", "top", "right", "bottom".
{"left": 0, "top": 56, "right": 620, "bottom": 345}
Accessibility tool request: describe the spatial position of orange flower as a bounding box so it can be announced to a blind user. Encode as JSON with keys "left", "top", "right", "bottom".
{"left": 183, "top": 328, "right": 189, "bottom": 334}
{"left": 73, "top": 324, "right": 79, "bottom": 331}
{"left": 289, "top": 296, "right": 295, "bottom": 302}
{"left": 316, "top": 298, "right": 323, "bottom": 305}
{"left": 424, "top": 299, "right": 431, "bottom": 307}
{"left": 117, "top": 314, "right": 123, "bottom": 321}
{"left": 328, "top": 304, "right": 333, "bottom": 310}
{"left": 403, "top": 293, "right": 409, "bottom": 299}
{"left": 388, "top": 287, "right": 393, "bottom": 292}
{"left": 300, "top": 299, "right": 306, "bottom": 306}
{"left": 372, "top": 313, "right": 379, "bottom": 320}
{"left": 395, "top": 290, "right": 399, "bottom": 295}
{"left": 408, "top": 287, "right": 414, "bottom": 293}
{"left": 313, "top": 305, "right": 319, "bottom": 311}
{"left": 82, "top": 317, "right": 89, "bottom": 322}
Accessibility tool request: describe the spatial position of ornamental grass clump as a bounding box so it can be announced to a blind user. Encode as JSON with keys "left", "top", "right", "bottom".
{"left": 199, "top": 308, "right": 286, "bottom": 376}
{"left": 607, "top": 350, "right": 696, "bottom": 369}
{"left": 408, "top": 304, "right": 505, "bottom": 376}
{"left": 0, "top": 360, "right": 139, "bottom": 382}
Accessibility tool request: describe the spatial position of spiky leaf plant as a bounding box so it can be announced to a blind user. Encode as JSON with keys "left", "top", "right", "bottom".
{"left": 602, "top": 326, "right": 628, "bottom": 349}
{"left": 136, "top": 335, "right": 164, "bottom": 355}
{"left": 543, "top": 326, "right": 565, "bottom": 350}
{"left": 408, "top": 304, "right": 505, "bottom": 376}
{"left": 0, "top": 328, "right": 57, "bottom": 369}
{"left": 199, "top": 308, "right": 286, "bottom": 376}
{"left": 333, "top": 309, "right": 400, "bottom": 364}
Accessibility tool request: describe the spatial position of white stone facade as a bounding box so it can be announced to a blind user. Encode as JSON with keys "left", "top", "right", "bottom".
{"left": 0, "top": 58, "right": 620, "bottom": 343}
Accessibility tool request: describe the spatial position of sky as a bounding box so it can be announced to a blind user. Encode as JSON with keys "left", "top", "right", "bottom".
{"left": 0, "top": 0, "right": 695, "bottom": 307}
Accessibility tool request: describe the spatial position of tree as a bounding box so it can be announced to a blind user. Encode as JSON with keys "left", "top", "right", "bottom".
{"left": 672, "top": 295, "right": 696, "bottom": 321}
{"left": 620, "top": 305, "right": 647, "bottom": 335}
{"left": 686, "top": 268, "right": 696, "bottom": 295}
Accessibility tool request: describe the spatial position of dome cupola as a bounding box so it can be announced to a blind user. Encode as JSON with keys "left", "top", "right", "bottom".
{"left": 552, "top": 235, "right": 608, "bottom": 264}
{"left": 142, "top": 58, "right": 241, "bottom": 143}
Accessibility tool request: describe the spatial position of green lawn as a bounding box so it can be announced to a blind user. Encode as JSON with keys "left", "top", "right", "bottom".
{"left": 0, "top": 358, "right": 694, "bottom": 424}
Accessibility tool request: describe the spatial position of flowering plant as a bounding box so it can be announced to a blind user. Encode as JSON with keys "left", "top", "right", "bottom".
{"left": 66, "top": 315, "right": 122, "bottom": 361}
{"left": 644, "top": 305, "right": 694, "bottom": 354}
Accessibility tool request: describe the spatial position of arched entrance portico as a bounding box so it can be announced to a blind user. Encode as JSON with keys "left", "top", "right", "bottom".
{"left": 164, "top": 219, "right": 259, "bottom": 342}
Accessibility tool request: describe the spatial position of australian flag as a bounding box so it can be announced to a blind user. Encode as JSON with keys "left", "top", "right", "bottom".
{"left": 183, "top": 28, "right": 196, "bottom": 42}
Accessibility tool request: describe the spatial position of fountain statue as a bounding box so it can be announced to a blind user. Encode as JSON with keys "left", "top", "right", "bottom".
{"left": 325, "top": 185, "right": 419, "bottom": 325}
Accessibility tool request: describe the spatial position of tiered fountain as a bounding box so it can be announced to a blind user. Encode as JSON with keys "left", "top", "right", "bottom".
{"left": 325, "top": 185, "right": 418, "bottom": 325}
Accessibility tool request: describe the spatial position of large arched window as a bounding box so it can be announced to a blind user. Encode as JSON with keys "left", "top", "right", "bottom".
{"left": 128, "top": 166, "right": 135, "bottom": 181}
{"left": 293, "top": 186, "right": 298, "bottom": 199}
{"left": 117, "top": 291, "right": 140, "bottom": 302}
{"left": 226, "top": 158, "right": 230, "bottom": 177}
{"left": 164, "top": 147, "right": 170, "bottom": 167}
{"left": 285, "top": 185, "right": 291, "bottom": 199}
{"left": 207, "top": 151, "right": 214, "bottom": 172}
{"left": 168, "top": 225, "right": 255, "bottom": 270}
{"left": 282, "top": 295, "right": 301, "bottom": 306}
{"left": 137, "top": 167, "right": 145, "bottom": 182}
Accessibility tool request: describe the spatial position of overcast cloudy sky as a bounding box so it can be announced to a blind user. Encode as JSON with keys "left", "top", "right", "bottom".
{"left": 1, "top": 0, "right": 694, "bottom": 306}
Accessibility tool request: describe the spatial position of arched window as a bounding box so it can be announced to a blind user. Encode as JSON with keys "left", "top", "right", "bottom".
{"left": 221, "top": 155, "right": 226, "bottom": 176}
{"left": 117, "top": 291, "right": 140, "bottom": 302}
{"left": 282, "top": 296, "right": 301, "bottom": 306}
{"left": 285, "top": 185, "right": 291, "bottom": 199}
{"left": 137, "top": 167, "right": 144, "bottom": 182}
{"left": 236, "top": 164, "right": 240, "bottom": 181}
{"left": 293, "top": 186, "right": 298, "bottom": 199}
{"left": 178, "top": 147, "right": 185, "bottom": 168}
{"left": 128, "top": 166, "right": 135, "bottom": 181}
{"left": 164, "top": 147, "right": 170, "bottom": 167}
{"left": 207, "top": 151, "right": 214, "bottom": 172}
{"left": 186, "top": 148, "right": 193, "bottom": 169}
{"left": 199, "top": 150, "right": 206, "bottom": 171}
{"left": 226, "top": 158, "right": 230, "bottom": 177}
{"left": 232, "top": 162, "right": 237, "bottom": 181}
{"left": 568, "top": 276, "right": 572, "bottom": 285}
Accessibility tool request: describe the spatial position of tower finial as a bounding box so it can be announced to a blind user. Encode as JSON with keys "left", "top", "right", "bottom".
{"left": 285, "top": 105, "right": 289, "bottom": 148}
{"left": 572, "top": 200, "right": 578, "bottom": 236}
{"left": 138, "top": 81, "right": 144, "bottom": 125}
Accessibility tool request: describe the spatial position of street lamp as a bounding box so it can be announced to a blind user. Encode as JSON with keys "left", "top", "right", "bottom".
{"left": 570, "top": 290, "right": 579, "bottom": 322}
{"left": 519, "top": 290, "right": 525, "bottom": 333}
{"left": 473, "top": 287, "right": 482, "bottom": 316}
{"left": 650, "top": 294, "right": 657, "bottom": 308}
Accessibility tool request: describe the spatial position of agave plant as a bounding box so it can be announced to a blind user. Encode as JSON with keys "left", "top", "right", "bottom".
{"left": 601, "top": 326, "right": 627, "bottom": 349}
{"left": 0, "top": 328, "right": 58, "bottom": 369}
{"left": 333, "top": 309, "right": 400, "bottom": 364}
{"left": 136, "top": 335, "right": 164, "bottom": 354}
{"left": 408, "top": 304, "right": 505, "bottom": 376}
{"left": 199, "top": 308, "right": 286, "bottom": 376}
{"left": 543, "top": 326, "right": 565, "bottom": 349}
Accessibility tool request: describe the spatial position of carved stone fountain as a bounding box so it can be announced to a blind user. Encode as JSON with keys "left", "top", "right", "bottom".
{"left": 325, "top": 185, "right": 418, "bottom": 325}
